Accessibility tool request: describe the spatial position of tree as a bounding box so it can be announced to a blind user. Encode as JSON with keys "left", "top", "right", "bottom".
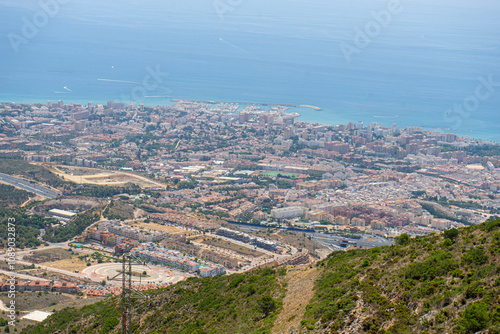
{"left": 395, "top": 233, "right": 410, "bottom": 245}
{"left": 444, "top": 228, "right": 459, "bottom": 241}
{"left": 257, "top": 294, "right": 276, "bottom": 317}
{"left": 459, "top": 302, "right": 489, "bottom": 333}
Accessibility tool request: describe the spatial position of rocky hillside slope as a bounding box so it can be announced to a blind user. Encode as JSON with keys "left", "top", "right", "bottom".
{"left": 300, "top": 219, "right": 500, "bottom": 334}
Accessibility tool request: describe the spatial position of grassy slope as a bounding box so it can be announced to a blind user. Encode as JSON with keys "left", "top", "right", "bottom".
{"left": 0, "top": 183, "right": 31, "bottom": 205}
{"left": 0, "top": 208, "right": 47, "bottom": 249}
{"left": 22, "top": 267, "right": 287, "bottom": 334}
{"left": 103, "top": 200, "right": 135, "bottom": 220}
{"left": 302, "top": 219, "right": 500, "bottom": 333}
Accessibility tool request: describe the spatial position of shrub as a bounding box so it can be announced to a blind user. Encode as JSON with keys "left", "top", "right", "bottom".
{"left": 485, "top": 219, "right": 500, "bottom": 232}
{"left": 444, "top": 228, "right": 459, "bottom": 241}
{"left": 440, "top": 238, "right": 453, "bottom": 248}
{"left": 257, "top": 294, "right": 276, "bottom": 317}
{"left": 395, "top": 233, "right": 410, "bottom": 245}
{"left": 491, "top": 306, "right": 500, "bottom": 324}
{"left": 404, "top": 251, "right": 458, "bottom": 281}
{"left": 462, "top": 247, "right": 488, "bottom": 266}
{"left": 464, "top": 282, "right": 484, "bottom": 299}
{"left": 459, "top": 302, "right": 489, "bottom": 333}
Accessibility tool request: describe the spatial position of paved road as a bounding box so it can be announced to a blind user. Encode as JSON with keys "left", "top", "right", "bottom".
{"left": 119, "top": 171, "right": 166, "bottom": 189}
{"left": 0, "top": 172, "right": 59, "bottom": 198}
{"left": 0, "top": 243, "right": 91, "bottom": 283}
{"left": 4, "top": 258, "right": 95, "bottom": 282}
{"left": 0, "top": 269, "right": 51, "bottom": 282}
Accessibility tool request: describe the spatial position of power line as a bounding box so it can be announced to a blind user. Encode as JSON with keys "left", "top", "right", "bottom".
{"left": 109, "top": 251, "right": 150, "bottom": 334}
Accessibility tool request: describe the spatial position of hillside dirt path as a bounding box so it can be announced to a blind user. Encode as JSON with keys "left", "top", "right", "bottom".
{"left": 272, "top": 265, "right": 320, "bottom": 334}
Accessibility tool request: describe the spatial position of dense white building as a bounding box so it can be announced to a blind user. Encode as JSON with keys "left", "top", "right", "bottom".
{"left": 270, "top": 206, "right": 307, "bottom": 219}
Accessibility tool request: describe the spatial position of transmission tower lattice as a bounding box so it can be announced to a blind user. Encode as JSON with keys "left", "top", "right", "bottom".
{"left": 109, "top": 253, "right": 150, "bottom": 334}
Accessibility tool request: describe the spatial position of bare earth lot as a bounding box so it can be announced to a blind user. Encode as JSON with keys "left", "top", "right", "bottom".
{"left": 129, "top": 221, "right": 190, "bottom": 235}
{"left": 194, "top": 236, "right": 265, "bottom": 258}
{"left": 23, "top": 248, "right": 99, "bottom": 272}
{"left": 50, "top": 165, "right": 165, "bottom": 189}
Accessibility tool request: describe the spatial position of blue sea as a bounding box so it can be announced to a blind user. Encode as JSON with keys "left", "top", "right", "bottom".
{"left": 1, "top": 0, "right": 499, "bottom": 141}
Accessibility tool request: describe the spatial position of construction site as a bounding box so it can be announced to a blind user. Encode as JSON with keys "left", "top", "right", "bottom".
{"left": 49, "top": 165, "right": 166, "bottom": 189}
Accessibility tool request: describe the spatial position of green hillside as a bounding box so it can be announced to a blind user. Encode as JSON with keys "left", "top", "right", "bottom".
{"left": 21, "top": 220, "right": 500, "bottom": 334}
{"left": 302, "top": 220, "right": 500, "bottom": 333}
{"left": 22, "top": 267, "right": 287, "bottom": 334}
{"left": 103, "top": 200, "right": 135, "bottom": 220}
{"left": 0, "top": 208, "right": 53, "bottom": 249}
{"left": 0, "top": 183, "right": 31, "bottom": 206}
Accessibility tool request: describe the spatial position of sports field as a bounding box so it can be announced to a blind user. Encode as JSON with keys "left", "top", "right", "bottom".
{"left": 262, "top": 171, "right": 299, "bottom": 178}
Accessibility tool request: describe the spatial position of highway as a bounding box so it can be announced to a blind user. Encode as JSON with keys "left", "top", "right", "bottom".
{"left": 0, "top": 269, "right": 51, "bottom": 282}
{"left": 0, "top": 172, "right": 59, "bottom": 198}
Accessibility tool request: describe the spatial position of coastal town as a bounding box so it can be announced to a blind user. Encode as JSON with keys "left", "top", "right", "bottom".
{"left": 1, "top": 100, "right": 499, "bottom": 233}
{"left": 0, "top": 99, "right": 500, "bottom": 324}
{"left": 2, "top": 100, "right": 500, "bottom": 234}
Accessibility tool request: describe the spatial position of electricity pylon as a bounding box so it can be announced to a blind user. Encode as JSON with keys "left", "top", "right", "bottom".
{"left": 110, "top": 253, "right": 150, "bottom": 334}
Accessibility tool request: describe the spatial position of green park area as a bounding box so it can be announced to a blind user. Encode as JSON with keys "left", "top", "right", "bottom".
{"left": 262, "top": 171, "right": 299, "bottom": 179}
